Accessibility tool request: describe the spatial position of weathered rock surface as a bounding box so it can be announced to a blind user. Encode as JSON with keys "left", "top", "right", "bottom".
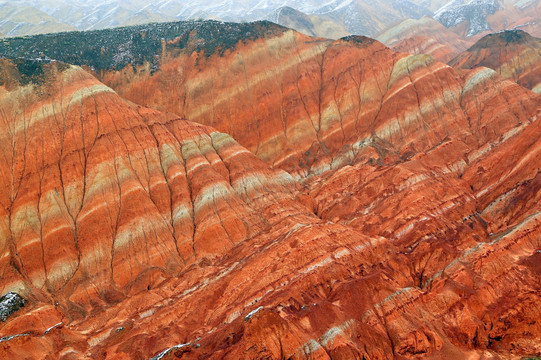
{"left": 0, "top": 23, "right": 541, "bottom": 360}
{"left": 451, "top": 29, "right": 541, "bottom": 93}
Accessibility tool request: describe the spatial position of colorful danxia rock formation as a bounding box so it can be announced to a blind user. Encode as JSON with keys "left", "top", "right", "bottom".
{"left": 378, "top": 0, "right": 541, "bottom": 66}
{"left": 0, "top": 21, "right": 540, "bottom": 359}
{"left": 451, "top": 29, "right": 541, "bottom": 93}
{"left": 377, "top": 17, "right": 470, "bottom": 63}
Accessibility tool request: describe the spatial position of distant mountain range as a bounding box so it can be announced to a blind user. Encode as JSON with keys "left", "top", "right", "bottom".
{"left": 1, "top": 0, "right": 540, "bottom": 58}
{"left": 0, "top": 0, "right": 469, "bottom": 38}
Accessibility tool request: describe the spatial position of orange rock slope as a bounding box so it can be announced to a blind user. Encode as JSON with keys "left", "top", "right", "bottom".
{"left": 376, "top": 17, "right": 470, "bottom": 63}
{"left": 450, "top": 29, "right": 541, "bottom": 93}
{"left": 0, "top": 24, "right": 540, "bottom": 360}
{"left": 100, "top": 27, "right": 538, "bottom": 182}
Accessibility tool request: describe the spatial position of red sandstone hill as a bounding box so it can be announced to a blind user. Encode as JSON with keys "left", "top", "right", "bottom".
{"left": 0, "top": 23, "right": 540, "bottom": 359}
{"left": 376, "top": 17, "right": 470, "bottom": 63}
{"left": 98, "top": 27, "right": 539, "bottom": 184}
{"left": 450, "top": 29, "right": 541, "bottom": 93}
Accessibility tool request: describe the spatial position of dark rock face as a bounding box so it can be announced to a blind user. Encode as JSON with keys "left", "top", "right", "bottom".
{"left": 0, "top": 293, "right": 25, "bottom": 322}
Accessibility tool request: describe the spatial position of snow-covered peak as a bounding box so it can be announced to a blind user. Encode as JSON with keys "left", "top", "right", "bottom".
{"left": 434, "top": 0, "right": 501, "bottom": 36}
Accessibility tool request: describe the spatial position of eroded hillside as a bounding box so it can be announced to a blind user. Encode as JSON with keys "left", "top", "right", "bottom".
{"left": 0, "top": 21, "right": 540, "bottom": 359}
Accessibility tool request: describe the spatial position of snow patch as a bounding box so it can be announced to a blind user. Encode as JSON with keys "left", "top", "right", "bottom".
{"left": 244, "top": 306, "right": 263, "bottom": 321}
{"left": 434, "top": 0, "right": 501, "bottom": 36}
{"left": 44, "top": 322, "right": 63, "bottom": 335}
{"left": 150, "top": 343, "right": 191, "bottom": 360}
{"left": 0, "top": 333, "right": 30, "bottom": 343}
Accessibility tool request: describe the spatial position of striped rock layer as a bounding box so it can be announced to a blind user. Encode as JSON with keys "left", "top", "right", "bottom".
{"left": 451, "top": 30, "right": 541, "bottom": 93}
{"left": 376, "top": 0, "right": 541, "bottom": 66}
{"left": 377, "top": 17, "right": 470, "bottom": 63}
{"left": 102, "top": 28, "right": 539, "bottom": 182}
{"left": 0, "top": 26, "right": 540, "bottom": 360}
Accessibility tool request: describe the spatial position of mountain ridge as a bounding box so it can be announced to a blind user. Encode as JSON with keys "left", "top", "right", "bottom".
{"left": 0, "top": 20, "right": 288, "bottom": 72}
{"left": 0, "top": 0, "right": 431, "bottom": 38}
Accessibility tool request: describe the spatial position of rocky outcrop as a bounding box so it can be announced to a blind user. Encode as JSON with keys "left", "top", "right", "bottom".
{"left": 0, "top": 293, "right": 25, "bottom": 322}
{"left": 0, "top": 23, "right": 540, "bottom": 360}
{"left": 450, "top": 29, "right": 541, "bottom": 93}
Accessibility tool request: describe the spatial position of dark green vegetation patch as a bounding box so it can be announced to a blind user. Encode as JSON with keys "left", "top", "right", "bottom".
{"left": 0, "top": 58, "right": 71, "bottom": 86}
{"left": 0, "top": 20, "right": 288, "bottom": 72}
{"left": 14, "top": 58, "right": 47, "bottom": 85}
{"left": 469, "top": 29, "right": 536, "bottom": 50}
